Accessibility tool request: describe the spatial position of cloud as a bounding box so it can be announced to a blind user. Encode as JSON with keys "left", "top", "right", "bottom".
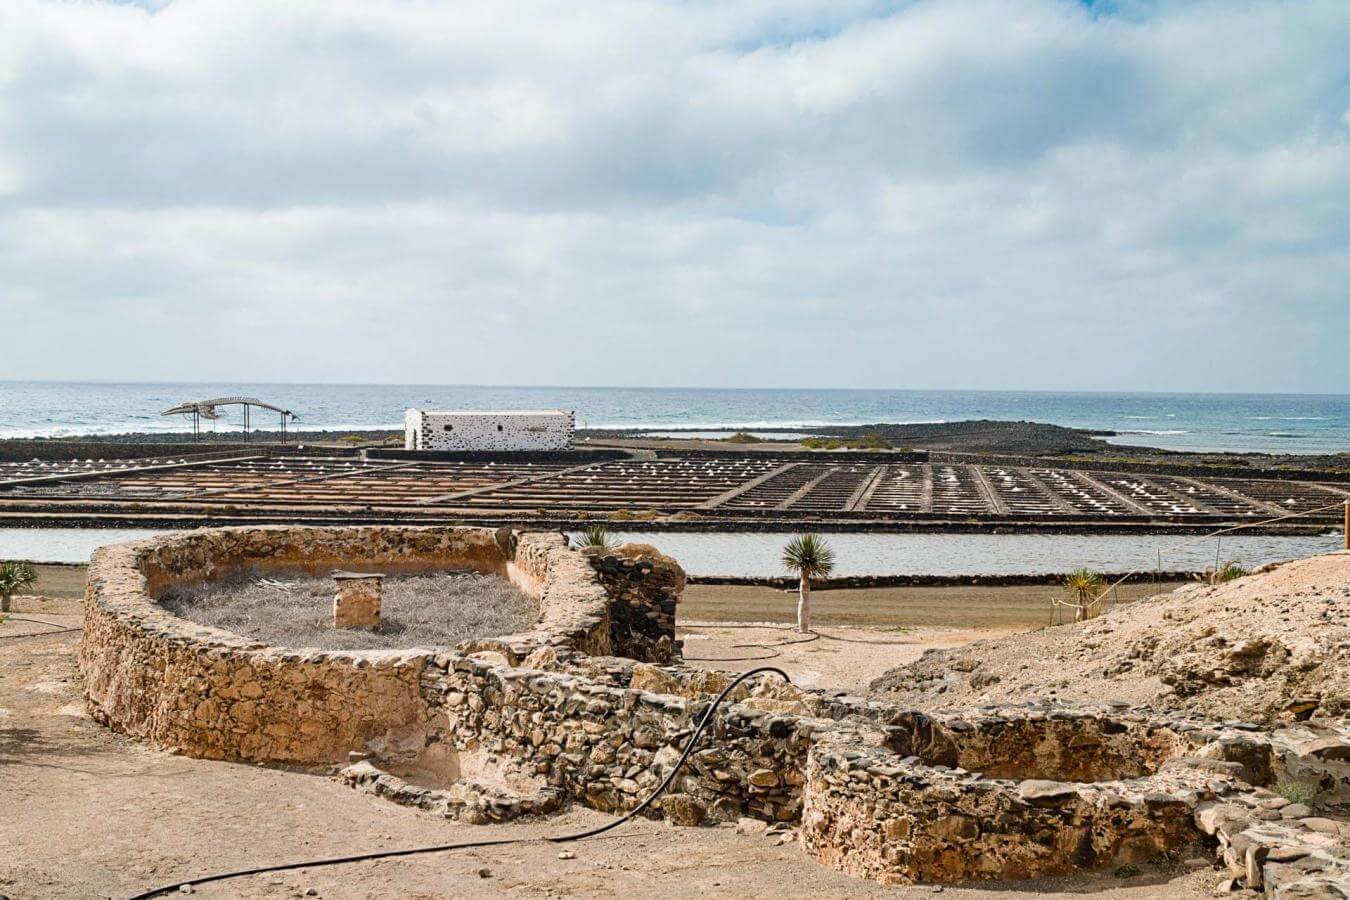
{"left": 0, "top": 0, "right": 1347, "bottom": 390}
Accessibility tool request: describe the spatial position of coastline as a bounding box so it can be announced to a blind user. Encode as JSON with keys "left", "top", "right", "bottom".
{"left": 4, "top": 417, "right": 1346, "bottom": 472}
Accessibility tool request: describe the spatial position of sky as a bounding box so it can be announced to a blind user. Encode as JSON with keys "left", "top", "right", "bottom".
{"left": 0, "top": 0, "right": 1347, "bottom": 393}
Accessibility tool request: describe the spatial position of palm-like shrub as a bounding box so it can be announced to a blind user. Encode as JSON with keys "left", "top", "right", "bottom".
{"left": 0, "top": 560, "right": 37, "bottom": 613}
{"left": 782, "top": 533, "right": 836, "bottom": 633}
{"left": 575, "top": 524, "right": 617, "bottom": 552}
{"left": 1063, "top": 569, "right": 1104, "bottom": 622}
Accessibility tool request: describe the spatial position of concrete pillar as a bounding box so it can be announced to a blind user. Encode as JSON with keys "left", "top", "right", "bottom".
{"left": 333, "top": 571, "right": 384, "bottom": 629}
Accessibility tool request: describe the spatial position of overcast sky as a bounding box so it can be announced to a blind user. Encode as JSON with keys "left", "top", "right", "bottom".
{"left": 1, "top": 0, "right": 1347, "bottom": 392}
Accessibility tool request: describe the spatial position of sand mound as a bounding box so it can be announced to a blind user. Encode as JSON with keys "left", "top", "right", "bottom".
{"left": 869, "top": 551, "right": 1350, "bottom": 725}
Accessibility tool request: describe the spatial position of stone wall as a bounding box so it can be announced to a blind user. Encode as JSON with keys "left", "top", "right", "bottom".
{"left": 418, "top": 654, "right": 813, "bottom": 826}
{"left": 0, "top": 440, "right": 253, "bottom": 462}
{"left": 585, "top": 543, "right": 685, "bottom": 664}
{"left": 80, "top": 525, "right": 681, "bottom": 764}
{"left": 801, "top": 729, "right": 1209, "bottom": 884}
{"left": 80, "top": 525, "right": 1349, "bottom": 888}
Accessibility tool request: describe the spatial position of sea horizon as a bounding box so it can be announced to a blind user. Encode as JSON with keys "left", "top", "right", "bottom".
{"left": 2, "top": 380, "right": 1348, "bottom": 454}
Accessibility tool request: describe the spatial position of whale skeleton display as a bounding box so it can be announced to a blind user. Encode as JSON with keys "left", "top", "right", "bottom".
{"left": 161, "top": 397, "right": 298, "bottom": 442}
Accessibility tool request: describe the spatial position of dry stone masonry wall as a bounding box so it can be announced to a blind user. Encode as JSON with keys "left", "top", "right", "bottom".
{"left": 81, "top": 526, "right": 1350, "bottom": 891}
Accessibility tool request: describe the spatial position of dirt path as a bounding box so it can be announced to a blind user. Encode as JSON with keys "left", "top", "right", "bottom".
{"left": 679, "top": 622, "right": 1002, "bottom": 693}
{"left": 0, "top": 597, "right": 1219, "bottom": 899}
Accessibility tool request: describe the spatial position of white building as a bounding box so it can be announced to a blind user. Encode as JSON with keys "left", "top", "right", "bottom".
{"left": 404, "top": 409, "right": 575, "bottom": 452}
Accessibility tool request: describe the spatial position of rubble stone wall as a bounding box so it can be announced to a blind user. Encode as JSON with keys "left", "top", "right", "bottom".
{"left": 81, "top": 525, "right": 1346, "bottom": 888}
{"left": 419, "top": 653, "right": 813, "bottom": 826}
{"left": 80, "top": 525, "right": 677, "bottom": 765}
{"left": 801, "top": 730, "right": 1208, "bottom": 885}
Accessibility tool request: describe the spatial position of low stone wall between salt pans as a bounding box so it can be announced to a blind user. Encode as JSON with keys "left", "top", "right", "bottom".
{"left": 81, "top": 526, "right": 1349, "bottom": 890}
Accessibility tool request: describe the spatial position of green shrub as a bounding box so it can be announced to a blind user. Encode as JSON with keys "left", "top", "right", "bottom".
{"left": 801, "top": 434, "right": 890, "bottom": 451}
{"left": 1062, "top": 569, "right": 1105, "bottom": 622}
{"left": 575, "top": 524, "right": 617, "bottom": 551}
{"left": 1273, "top": 778, "right": 1317, "bottom": 805}
{"left": 0, "top": 560, "right": 37, "bottom": 613}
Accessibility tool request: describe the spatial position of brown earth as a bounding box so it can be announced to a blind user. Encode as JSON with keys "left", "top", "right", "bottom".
{"left": 870, "top": 551, "right": 1350, "bottom": 725}
{"left": 28, "top": 563, "right": 86, "bottom": 598}
{"left": 0, "top": 595, "right": 1219, "bottom": 899}
{"left": 676, "top": 580, "right": 1181, "bottom": 693}
{"left": 680, "top": 580, "right": 1183, "bottom": 630}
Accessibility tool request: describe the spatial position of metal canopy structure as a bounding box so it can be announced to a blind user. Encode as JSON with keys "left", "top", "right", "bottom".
{"left": 162, "top": 397, "right": 298, "bottom": 442}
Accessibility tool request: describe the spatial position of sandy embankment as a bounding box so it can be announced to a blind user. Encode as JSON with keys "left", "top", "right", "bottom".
{"left": 871, "top": 551, "right": 1350, "bottom": 724}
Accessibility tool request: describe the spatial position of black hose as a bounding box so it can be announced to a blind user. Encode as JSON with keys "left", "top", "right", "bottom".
{"left": 126, "top": 665, "right": 791, "bottom": 899}
{"left": 0, "top": 614, "right": 82, "bottom": 640}
{"left": 683, "top": 631, "right": 819, "bottom": 662}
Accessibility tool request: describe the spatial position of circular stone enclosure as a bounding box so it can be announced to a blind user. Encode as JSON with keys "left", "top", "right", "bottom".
{"left": 80, "top": 525, "right": 642, "bottom": 765}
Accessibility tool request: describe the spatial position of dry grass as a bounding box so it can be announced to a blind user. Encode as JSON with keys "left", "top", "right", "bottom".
{"left": 159, "top": 569, "right": 539, "bottom": 650}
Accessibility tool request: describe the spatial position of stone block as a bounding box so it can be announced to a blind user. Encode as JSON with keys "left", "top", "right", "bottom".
{"left": 333, "top": 571, "right": 383, "bottom": 630}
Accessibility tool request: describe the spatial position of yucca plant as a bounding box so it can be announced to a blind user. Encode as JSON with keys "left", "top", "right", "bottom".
{"left": 1063, "top": 569, "right": 1104, "bottom": 622}
{"left": 0, "top": 560, "right": 37, "bottom": 613}
{"left": 575, "top": 524, "right": 616, "bottom": 552}
{"left": 783, "top": 533, "right": 836, "bottom": 633}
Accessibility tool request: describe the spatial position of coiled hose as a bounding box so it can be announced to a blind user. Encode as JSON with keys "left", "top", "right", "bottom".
{"left": 127, "top": 665, "right": 791, "bottom": 899}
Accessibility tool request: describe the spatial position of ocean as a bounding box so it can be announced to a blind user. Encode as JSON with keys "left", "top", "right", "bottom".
{"left": 1, "top": 381, "right": 1348, "bottom": 455}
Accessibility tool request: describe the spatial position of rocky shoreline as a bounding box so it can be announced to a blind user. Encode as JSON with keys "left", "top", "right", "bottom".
{"left": 6, "top": 420, "right": 1348, "bottom": 473}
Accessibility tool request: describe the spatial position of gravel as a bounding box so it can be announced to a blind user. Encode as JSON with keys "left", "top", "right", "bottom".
{"left": 159, "top": 569, "right": 539, "bottom": 650}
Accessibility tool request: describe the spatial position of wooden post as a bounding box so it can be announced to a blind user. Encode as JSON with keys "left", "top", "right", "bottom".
{"left": 1344, "top": 501, "right": 1349, "bottom": 551}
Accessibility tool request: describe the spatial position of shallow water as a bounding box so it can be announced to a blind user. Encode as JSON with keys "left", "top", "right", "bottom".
{"left": 4, "top": 527, "right": 1341, "bottom": 577}
{"left": 0, "top": 528, "right": 172, "bottom": 563}
{"left": 608, "top": 531, "right": 1344, "bottom": 577}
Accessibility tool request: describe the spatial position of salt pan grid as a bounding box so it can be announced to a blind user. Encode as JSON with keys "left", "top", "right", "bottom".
{"left": 0, "top": 454, "right": 1344, "bottom": 529}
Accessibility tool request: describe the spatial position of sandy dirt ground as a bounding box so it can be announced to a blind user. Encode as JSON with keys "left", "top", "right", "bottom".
{"left": 0, "top": 594, "right": 1221, "bottom": 899}
{"left": 679, "top": 622, "right": 995, "bottom": 693}
{"left": 667, "top": 580, "right": 1182, "bottom": 630}
{"left": 29, "top": 564, "right": 87, "bottom": 599}
{"left": 871, "top": 551, "right": 1350, "bottom": 724}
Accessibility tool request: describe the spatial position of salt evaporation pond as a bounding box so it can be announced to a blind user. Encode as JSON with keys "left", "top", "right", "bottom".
{"left": 2, "top": 528, "right": 1341, "bottom": 577}
{"left": 610, "top": 531, "right": 1344, "bottom": 577}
